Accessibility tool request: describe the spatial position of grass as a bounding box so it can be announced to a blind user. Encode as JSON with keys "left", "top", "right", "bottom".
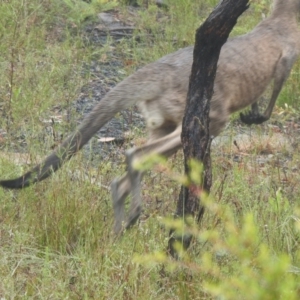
{"left": 0, "top": 0, "right": 300, "bottom": 298}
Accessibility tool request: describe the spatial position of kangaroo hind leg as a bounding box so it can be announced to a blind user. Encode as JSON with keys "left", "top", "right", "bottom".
{"left": 112, "top": 125, "right": 182, "bottom": 234}
{"left": 111, "top": 172, "right": 131, "bottom": 234}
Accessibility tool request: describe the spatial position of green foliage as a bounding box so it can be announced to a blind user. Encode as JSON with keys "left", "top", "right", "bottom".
{"left": 199, "top": 197, "right": 299, "bottom": 300}
{"left": 0, "top": 0, "right": 99, "bottom": 156}
{"left": 251, "top": 0, "right": 272, "bottom": 12}
{"left": 136, "top": 162, "right": 300, "bottom": 299}
{"left": 63, "top": 0, "right": 118, "bottom": 23}
{"left": 278, "top": 69, "right": 300, "bottom": 106}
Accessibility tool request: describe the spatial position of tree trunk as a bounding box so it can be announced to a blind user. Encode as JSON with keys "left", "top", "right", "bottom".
{"left": 168, "top": 0, "right": 250, "bottom": 257}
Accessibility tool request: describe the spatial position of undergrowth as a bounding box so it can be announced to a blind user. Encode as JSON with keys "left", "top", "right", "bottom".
{"left": 0, "top": 0, "right": 300, "bottom": 298}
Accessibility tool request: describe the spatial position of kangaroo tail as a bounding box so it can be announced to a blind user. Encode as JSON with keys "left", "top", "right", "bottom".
{"left": 0, "top": 63, "right": 168, "bottom": 189}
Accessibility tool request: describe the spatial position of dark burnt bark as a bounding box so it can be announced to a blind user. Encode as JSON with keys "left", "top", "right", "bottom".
{"left": 168, "top": 0, "right": 250, "bottom": 257}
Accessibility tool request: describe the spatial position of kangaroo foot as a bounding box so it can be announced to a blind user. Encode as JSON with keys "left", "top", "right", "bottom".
{"left": 126, "top": 204, "right": 142, "bottom": 229}
{"left": 240, "top": 112, "right": 268, "bottom": 125}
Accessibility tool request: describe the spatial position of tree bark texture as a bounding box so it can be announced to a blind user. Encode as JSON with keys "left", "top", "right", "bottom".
{"left": 168, "top": 0, "right": 250, "bottom": 256}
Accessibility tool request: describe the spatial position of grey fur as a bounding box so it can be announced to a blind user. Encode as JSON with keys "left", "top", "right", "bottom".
{"left": 1, "top": 0, "right": 300, "bottom": 233}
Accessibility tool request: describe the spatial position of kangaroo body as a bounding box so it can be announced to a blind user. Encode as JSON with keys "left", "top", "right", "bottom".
{"left": 1, "top": 0, "right": 300, "bottom": 232}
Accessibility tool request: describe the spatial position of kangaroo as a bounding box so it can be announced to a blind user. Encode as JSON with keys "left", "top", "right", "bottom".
{"left": 1, "top": 0, "right": 300, "bottom": 234}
